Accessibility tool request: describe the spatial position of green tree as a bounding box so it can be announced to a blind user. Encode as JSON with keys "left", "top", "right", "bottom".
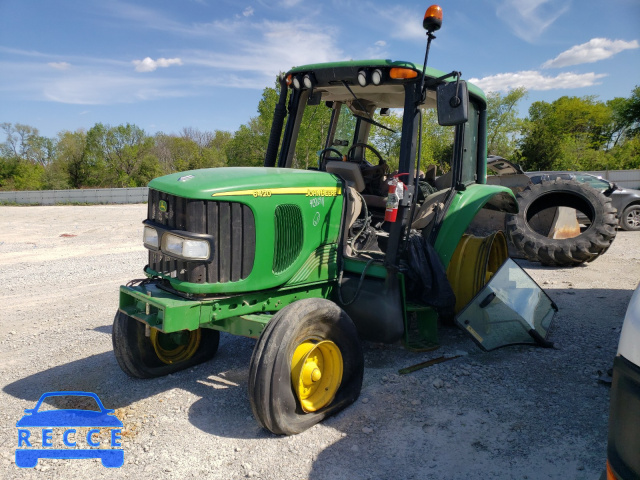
{"left": 293, "top": 102, "right": 333, "bottom": 169}
{"left": 226, "top": 118, "right": 268, "bottom": 167}
{"left": 518, "top": 101, "right": 561, "bottom": 170}
{"left": 226, "top": 83, "right": 282, "bottom": 167}
{"left": 179, "top": 127, "right": 230, "bottom": 169}
{"left": 486, "top": 87, "right": 527, "bottom": 158}
{"left": 0, "top": 123, "right": 55, "bottom": 166}
{"left": 154, "top": 134, "right": 202, "bottom": 173}
{"left": 518, "top": 96, "right": 615, "bottom": 171}
{"left": 0, "top": 123, "right": 55, "bottom": 190}
{"left": 84, "top": 123, "right": 159, "bottom": 187}
{"left": 610, "top": 86, "right": 640, "bottom": 141}
{"left": 49, "top": 129, "right": 88, "bottom": 189}
{"left": 419, "top": 109, "right": 455, "bottom": 172}
{"left": 369, "top": 111, "right": 403, "bottom": 170}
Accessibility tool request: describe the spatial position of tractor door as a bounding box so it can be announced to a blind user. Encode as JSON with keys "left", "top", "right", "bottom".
{"left": 455, "top": 258, "right": 557, "bottom": 351}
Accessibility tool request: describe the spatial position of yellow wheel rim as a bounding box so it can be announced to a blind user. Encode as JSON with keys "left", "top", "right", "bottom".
{"left": 291, "top": 340, "right": 343, "bottom": 413}
{"left": 446, "top": 232, "right": 508, "bottom": 313}
{"left": 150, "top": 328, "right": 201, "bottom": 364}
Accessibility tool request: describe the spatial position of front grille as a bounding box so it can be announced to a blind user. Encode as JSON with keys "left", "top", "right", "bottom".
{"left": 148, "top": 189, "right": 256, "bottom": 283}
{"left": 273, "top": 204, "right": 303, "bottom": 274}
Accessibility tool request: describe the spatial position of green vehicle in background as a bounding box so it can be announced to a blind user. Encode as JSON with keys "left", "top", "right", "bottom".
{"left": 113, "top": 5, "right": 556, "bottom": 435}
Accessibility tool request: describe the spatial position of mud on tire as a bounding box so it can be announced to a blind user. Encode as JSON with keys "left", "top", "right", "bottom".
{"left": 506, "top": 179, "right": 618, "bottom": 267}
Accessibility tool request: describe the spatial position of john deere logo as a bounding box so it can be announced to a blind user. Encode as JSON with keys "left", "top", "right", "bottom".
{"left": 159, "top": 200, "right": 167, "bottom": 212}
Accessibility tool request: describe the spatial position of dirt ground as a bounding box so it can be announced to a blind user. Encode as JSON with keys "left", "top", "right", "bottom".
{"left": 1, "top": 204, "right": 639, "bottom": 479}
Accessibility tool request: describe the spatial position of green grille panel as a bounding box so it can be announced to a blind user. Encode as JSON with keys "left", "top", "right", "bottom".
{"left": 273, "top": 204, "right": 304, "bottom": 274}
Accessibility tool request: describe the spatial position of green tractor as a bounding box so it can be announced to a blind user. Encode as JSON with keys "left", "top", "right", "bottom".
{"left": 113, "top": 5, "right": 555, "bottom": 435}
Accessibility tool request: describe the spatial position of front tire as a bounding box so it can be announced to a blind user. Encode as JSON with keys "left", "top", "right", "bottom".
{"left": 248, "top": 298, "right": 364, "bottom": 435}
{"left": 112, "top": 311, "right": 219, "bottom": 379}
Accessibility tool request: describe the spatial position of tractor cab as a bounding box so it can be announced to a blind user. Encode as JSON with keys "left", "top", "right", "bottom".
{"left": 267, "top": 60, "right": 481, "bottom": 262}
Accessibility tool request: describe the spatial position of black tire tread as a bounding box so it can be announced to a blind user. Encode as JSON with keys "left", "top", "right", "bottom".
{"left": 112, "top": 311, "right": 219, "bottom": 379}
{"left": 248, "top": 298, "right": 364, "bottom": 435}
{"left": 506, "top": 179, "right": 618, "bottom": 267}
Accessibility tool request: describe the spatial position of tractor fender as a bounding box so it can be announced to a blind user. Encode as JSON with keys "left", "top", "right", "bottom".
{"left": 433, "top": 184, "right": 517, "bottom": 269}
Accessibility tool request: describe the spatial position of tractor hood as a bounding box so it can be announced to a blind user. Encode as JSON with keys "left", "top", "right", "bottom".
{"left": 149, "top": 167, "right": 342, "bottom": 200}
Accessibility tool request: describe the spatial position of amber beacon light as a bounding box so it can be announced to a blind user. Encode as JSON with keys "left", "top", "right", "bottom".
{"left": 423, "top": 5, "right": 443, "bottom": 32}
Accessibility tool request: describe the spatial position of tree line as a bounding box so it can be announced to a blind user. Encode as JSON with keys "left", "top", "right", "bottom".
{"left": 1, "top": 83, "right": 638, "bottom": 191}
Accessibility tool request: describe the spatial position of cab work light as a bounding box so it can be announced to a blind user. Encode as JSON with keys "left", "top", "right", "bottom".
{"left": 357, "top": 70, "right": 368, "bottom": 87}
{"left": 371, "top": 69, "right": 383, "bottom": 85}
{"left": 303, "top": 74, "right": 314, "bottom": 89}
{"left": 389, "top": 68, "right": 418, "bottom": 79}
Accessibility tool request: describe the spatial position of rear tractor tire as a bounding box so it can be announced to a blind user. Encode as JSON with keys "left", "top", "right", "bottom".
{"left": 506, "top": 180, "right": 617, "bottom": 266}
{"left": 112, "top": 311, "right": 219, "bottom": 379}
{"left": 248, "top": 298, "right": 364, "bottom": 435}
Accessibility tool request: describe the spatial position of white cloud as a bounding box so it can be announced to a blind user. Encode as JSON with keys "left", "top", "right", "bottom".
{"left": 374, "top": 6, "right": 424, "bottom": 41}
{"left": 495, "top": 0, "right": 570, "bottom": 43}
{"left": 42, "top": 74, "right": 189, "bottom": 104}
{"left": 0, "top": 59, "right": 191, "bottom": 105}
{"left": 375, "top": 40, "right": 386, "bottom": 47}
{"left": 242, "top": 7, "right": 254, "bottom": 17}
{"left": 48, "top": 62, "right": 71, "bottom": 70}
{"left": 185, "top": 20, "right": 343, "bottom": 77}
{"left": 468, "top": 70, "right": 608, "bottom": 93}
{"left": 280, "top": 0, "right": 302, "bottom": 6}
{"left": 132, "top": 57, "right": 183, "bottom": 72}
{"left": 542, "top": 38, "right": 639, "bottom": 68}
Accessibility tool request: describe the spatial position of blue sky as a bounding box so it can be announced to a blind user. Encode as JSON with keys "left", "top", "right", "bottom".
{"left": 1, "top": 0, "right": 639, "bottom": 138}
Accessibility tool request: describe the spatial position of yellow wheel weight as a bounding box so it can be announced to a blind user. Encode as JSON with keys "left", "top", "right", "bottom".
{"left": 150, "top": 328, "right": 201, "bottom": 364}
{"left": 291, "top": 340, "right": 343, "bottom": 413}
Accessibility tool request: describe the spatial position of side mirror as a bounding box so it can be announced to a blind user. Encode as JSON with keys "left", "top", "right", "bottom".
{"left": 437, "top": 80, "right": 468, "bottom": 126}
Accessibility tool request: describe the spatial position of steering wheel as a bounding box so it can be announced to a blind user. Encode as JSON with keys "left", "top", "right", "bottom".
{"left": 346, "top": 143, "right": 389, "bottom": 196}
{"left": 317, "top": 147, "right": 345, "bottom": 170}
{"left": 346, "top": 143, "right": 386, "bottom": 166}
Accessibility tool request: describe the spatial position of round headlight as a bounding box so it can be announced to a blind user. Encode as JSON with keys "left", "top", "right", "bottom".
{"left": 371, "top": 69, "right": 382, "bottom": 85}
{"left": 303, "top": 74, "right": 313, "bottom": 89}
{"left": 293, "top": 76, "right": 301, "bottom": 89}
{"left": 357, "top": 70, "right": 368, "bottom": 87}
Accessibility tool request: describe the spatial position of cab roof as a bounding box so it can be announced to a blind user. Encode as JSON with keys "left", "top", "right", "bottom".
{"left": 288, "top": 59, "right": 486, "bottom": 107}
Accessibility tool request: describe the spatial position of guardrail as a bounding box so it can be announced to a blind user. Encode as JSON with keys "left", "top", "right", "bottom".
{"left": 0, "top": 187, "right": 148, "bottom": 205}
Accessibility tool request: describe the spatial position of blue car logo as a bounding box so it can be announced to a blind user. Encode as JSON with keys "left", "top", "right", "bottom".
{"left": 15, "top": 391, "right": 124, "bottom": 468}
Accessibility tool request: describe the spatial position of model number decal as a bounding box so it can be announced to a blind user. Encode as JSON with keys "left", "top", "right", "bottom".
{"left": 252, "top": 190, "right": 272, "bottom": 197}
{"left": 309, "top": 197, "right": 325, "bottom": 208}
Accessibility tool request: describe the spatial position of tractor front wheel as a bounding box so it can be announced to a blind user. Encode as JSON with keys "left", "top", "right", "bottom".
{"left": 112, "top": 311, "right": 219, "bottom": 379}
{"left": 248, "top": 298, "right": 363, "bottom": 435}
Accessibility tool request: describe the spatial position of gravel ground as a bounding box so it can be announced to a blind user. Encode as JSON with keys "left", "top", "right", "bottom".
{"left": 1, "top": 204, "right": 639, "bottom": 479}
